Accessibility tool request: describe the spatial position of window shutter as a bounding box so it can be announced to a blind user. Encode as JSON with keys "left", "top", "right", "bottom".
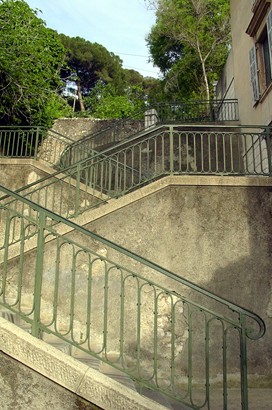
{"left": 249, "top": 46, "right": 260, "bottom": 103}
{"left": 267, "top": 9, "right": 272, "bottom": 77}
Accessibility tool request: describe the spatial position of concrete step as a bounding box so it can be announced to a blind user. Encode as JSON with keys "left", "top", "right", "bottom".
{"left": 137, "top": 387, "right": 178, "bottom": 410}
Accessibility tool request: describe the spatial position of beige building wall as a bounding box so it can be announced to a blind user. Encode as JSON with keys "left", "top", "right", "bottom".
{"left": 230, "top": 0, "right": 272, "bottom": 126}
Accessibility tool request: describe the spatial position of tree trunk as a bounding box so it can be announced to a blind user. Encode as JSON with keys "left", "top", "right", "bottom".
{"left": 76, "top": 80, "right": 85, "bottom": 112}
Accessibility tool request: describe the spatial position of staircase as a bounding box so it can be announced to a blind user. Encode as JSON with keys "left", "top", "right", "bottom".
{"left": 0, "top": 101, "right": 269, "bottom": 410}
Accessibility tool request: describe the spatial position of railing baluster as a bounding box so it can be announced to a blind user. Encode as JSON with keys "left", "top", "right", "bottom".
{"left": 32, "top": 210, "right": 46, "bottom": 337}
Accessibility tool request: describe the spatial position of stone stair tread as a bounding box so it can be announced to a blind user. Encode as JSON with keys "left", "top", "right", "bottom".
{"left": 139, "top": 387, "right": 179, "bottom": 410}
{"left": 0, "top": 309, "right": 32, "bottom": 332}
{"left": 76, "top": 356, "right": 101, "bottom": 371}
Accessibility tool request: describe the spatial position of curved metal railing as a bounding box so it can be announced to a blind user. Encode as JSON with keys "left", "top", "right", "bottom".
{"left": 58, "top": 99, "right": 239, "bottom": 169}
{"left": 0, "top": 185, "right": 266, "bottom": 409}
{"left": 1, "top": 123, "right": 270, "bottom": 235}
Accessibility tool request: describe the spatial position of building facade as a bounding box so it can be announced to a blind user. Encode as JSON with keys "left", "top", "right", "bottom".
{"left": 218, "top": 0, "right": 272, "bottom": 127}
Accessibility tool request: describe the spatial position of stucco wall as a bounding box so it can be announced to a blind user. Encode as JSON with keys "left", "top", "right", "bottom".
{"left": 3, "top": 181, "right": 271, "bottom": 387}
{"left": 0, "top": 161, "right": 48, "bottom": 191}
{"left": 0, "top": 352, "right": 101, "bottom": 410}
{"left": 82, "top": 184, "right": 272, "bottom": 382}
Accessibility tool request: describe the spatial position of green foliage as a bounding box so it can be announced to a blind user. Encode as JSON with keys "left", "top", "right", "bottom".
{"left": 0, "top": 0, "right": 70, "bottom": 126}
{"left": 85, "top": 82, "right": 146, "bottom": 119}
{"left": 59, "top": 34, "right": 125, "bottom": 111}
{"left": 146, "top": 0, "right": 231, "bottom": 100}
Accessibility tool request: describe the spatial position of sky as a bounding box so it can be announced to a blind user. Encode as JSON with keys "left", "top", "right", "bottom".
{"left": 25, "top": 0, "right": 160, "bottom": 78}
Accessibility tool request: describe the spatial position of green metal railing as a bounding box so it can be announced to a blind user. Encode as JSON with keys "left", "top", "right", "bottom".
{"left": 154, "top": 99, "right": 239, "bottom": 124}
{"left": 0, "top": 126, "right": 76, "bottom": 167}
{"left": 1, "top": 124, "right": 271, "bottom": 232}
{"left": 0, "top": 185, "right": 265, "bottom": 409}
{"left": 59, "top": 100, "right": 239, "bottom": 169}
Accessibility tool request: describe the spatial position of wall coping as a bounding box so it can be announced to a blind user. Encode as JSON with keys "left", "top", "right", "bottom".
{"left": 0, "top": 317, "right": 167, "bottom": 410}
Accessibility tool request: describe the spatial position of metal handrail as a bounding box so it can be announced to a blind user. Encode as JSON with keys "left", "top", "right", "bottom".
{"left": 0, "top": 184, "right": 266, "bottom": 409}
{"left": 1, "top": 124, "right": 270, "bottom": 225}
{"left": 0, "top": 126, "right": 76, "bottom": 166}
{"left": 58, "top": 99, "right": 239, "bottom": 168}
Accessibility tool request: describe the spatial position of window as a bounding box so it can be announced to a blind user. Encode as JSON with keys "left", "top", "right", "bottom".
{"left": 261, "top": 29, "right": 272, "bottom": 86}
{"left": 249, "top": 9, "right": 272, "bottom": 103}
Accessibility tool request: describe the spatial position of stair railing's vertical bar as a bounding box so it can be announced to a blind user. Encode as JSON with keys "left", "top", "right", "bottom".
{"left": 17, "top": 130, "right": 21, "bottom": 156}
{"left": 74, "top": 163, "right": 81, "bottom": 217}
{"left": 265, "top": 127, "right": 272, "bottom": 175}
{"left": 170, "top": 297, "right": 176, "bottom": 392}
{"left": 240, "top": 314, "right": 249, "bottom": 410}
{"left": 53, "top": 238, "right": 61, "bottom": 333}
{"left": 205, "top": 316, "right": 210, "bottom": 409}
{"left": 136, "top": 280, "right": 142, "bottom": 377}
{"left": 114, "top": 156, "right": 119, "bottom": 195}
{"left": 103, "top": 262, "right": 109, "bottom": 353}
{"left": 188, "top": 305, "right": 193, "bottom": 405}
{"left": 32, "top": 210, "right": 46, "bottom": 337}
{"left": 193, "top": 132, "right": 197, "bottom": 173}
{"left": 169, "top": 126, "right": 174, "bottom": 174}
{"left": 215, "top": 133, "right": 219, "bottom": 173}
{"left": 243, "top": 133, "right": 248, "bottom": 174}
{"left": 251, "top": 133, "right": 257, "bottom": 174}
{"left": 223, "top": 326, "right": 228, "bottom": 410}
{"left": 154, "top": 290, "right": 159, "bottom": 385}
{"left": 2, "top": 210, "right": 11, "bottom": 303}
{"left": 186, "top": 132, "right": 190, "bottom": 172}
{"left": 123, "top": 151, "right": 127, "bottom": 193}
{"left": 3, "top": 131, "right": 9, "bottom": 153}
{"left": 34, "top": 127, "right": 40, "bottom": 160}
{"left": 208, "top": 131, "right": 211, "bottom": 172}
{"left": 201, "top": 132, "right": 204, "bottom": 173}
{"left": 6, "top": 130, "right": 11, "bottom": 155}
{"left": 18, "top": 216, "right": 26, "bottom": 307}
{"left": 11, "top": 130, "right": 16, "bottom": 156}
{"left": 223, "top": 133, "right": 226, "bottom": 173}
{"left": 70, "top": 246, "right": 76, "bottom": 339}
{"left": 161, "top": 133, "right": 165, "bottom": 174}
{"left": 119, "top": 268, "right": 125, "bottom": 368}
{"left": 258, "top": 133, "right": 265, "bottom": 175}
{"left": 86, "top": 254, "right": 92, "bottom": 351}
{"left": 153, "top": 137, "right": 157, "bottom": 175}
{"left": 230, "top": 133, "right": 234, "bottom": 173}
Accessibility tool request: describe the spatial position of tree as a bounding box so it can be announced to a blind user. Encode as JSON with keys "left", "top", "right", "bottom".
{"left": 145, "top": 0, "right": 231, "bottom": 100}
{"left": 0, "top": 0, "right": 70, "bottom": 126}
{"left": 59, "top": 35, "right": 124, "bottom": 112}
{"left": 84, "top": 82, "right": 146, "bottom": 119}
{"left": 147, "top": 22, "right": 203, "bottom": 101}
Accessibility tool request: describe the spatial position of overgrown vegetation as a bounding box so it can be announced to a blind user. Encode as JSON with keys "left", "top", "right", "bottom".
{"left": 0, "top": 0, "right": 231, "bottom": 132}
{"left": 0, "top": 0, "right": 72, "bottom": 127}
{"left": 145, "top": 0, "right": 231, "bottom": 101}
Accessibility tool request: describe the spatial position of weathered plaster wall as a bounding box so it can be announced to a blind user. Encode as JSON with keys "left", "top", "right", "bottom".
{"left": 0, "top": 352, "right": 101, "bottom": 410}
{"left": 3, "top": 181, "right": 271, "bottom": 386}
{"left": 81, "top": 184, "right": 272, "bottom": 383}
{"left": 0, "top": 161, "right": 48, "bottom": 191}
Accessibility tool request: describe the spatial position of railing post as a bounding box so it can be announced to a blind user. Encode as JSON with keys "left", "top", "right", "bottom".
{"left": 32, "top": 210, "right": 46, "bottom": 338}
{"left": 265, "top": 128, "right": 272, "bottom": 175}
{"left": 75, "top": 163, "right": 81, "bottom": 216}
{"left": 34, "top": 127, "right": 41, "bottom": 160}
{"left": 240, "top": 314, "right": 249, "bottom": 410}
{"left": 169, "top": 126, "right": 174, "bottom": 174}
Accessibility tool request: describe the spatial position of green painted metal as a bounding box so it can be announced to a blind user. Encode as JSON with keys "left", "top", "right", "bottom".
{"left": 0, "top": 126, "right": 76, "bottom": 166}
{"left": 59, "top": 100, "right": 239, "bottom": 169}
{"left": 0, "top": 185, "right": 266, "bottom": 409}
{"left": 1, "top": 124, "right": 271, "bottom": 232}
